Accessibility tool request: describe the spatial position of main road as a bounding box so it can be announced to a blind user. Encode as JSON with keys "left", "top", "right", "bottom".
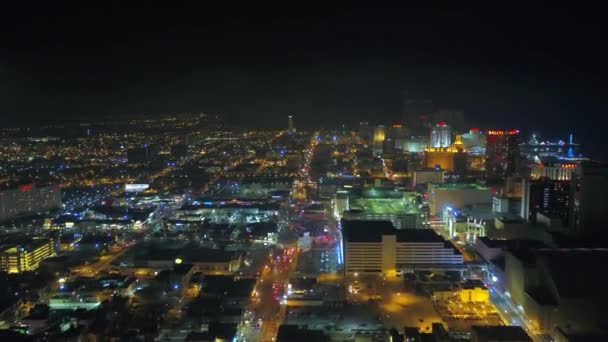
{"left": 237, "top": 132, "right": 318, "bottom": 342}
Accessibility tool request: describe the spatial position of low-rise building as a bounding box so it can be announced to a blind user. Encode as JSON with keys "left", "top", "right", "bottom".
{"left": 459, "top": 279, "right": 489, "bottom": 303}
{"left": 470, "top": 326, "right": 531, "bottom": 342}
{"left": 504, "top": 248, "right": 608, "bottom": 337}
{"left": 337, "top": 187, "right": 425, "bottom": 229}
{"left": 428, "top": 183, "right": 491, "bottom": 216}
{"left": 342, "top": 220, "right": 462, "bottom": 275}
{"left": 0, "top": 237, "right": 56, "bottom": 274}
{"left": 412, "top": 169, "right": 445, "bottom": 187}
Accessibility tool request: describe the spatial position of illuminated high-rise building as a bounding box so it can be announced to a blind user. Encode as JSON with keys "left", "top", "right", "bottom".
{"left": 570, "top": 161, "right": 608, "bottom": 235}
{"left": 0, "top": 184, "right": 61, "bottom": 222}
{"left": 372, "top": 125, "right": 386, "bottom": 155}
{"left": 425, "top": 135, "right": 467, "bottom": 173}
{"left": 485, "top": 130, "right": 520, "bottom": 181}
{"left": 531, "top": 161, "right": 579, "bottom": 181}
{"left": 461, "top": 128, "right": 486, "bottom": 155}
{"left": 434, "top": 109, "right": 465, "bottom": 134}
{"left": 521, "top": 177, "right": 573, "bottom": 226}
{"left": 387, "top": 124, "right": 408, "bottom": 140}
{"left": 402, "top": 92, "right": 435, "bottom": 136}
{"left": 287, "top": 115, "right": 296, "bottom": 133}
{"left": 430, "top": 122, "right": 452, "bottom": 148}
{"left": 359, "top": 121, "right": 372, "bottom": 146}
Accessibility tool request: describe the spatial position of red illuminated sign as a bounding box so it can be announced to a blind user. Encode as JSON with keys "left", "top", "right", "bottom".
{"left": 19, "top": 184, "right": 33, "bottom": 191}
{"left": 436, "top": 121, "right": 447, "bottom": 127}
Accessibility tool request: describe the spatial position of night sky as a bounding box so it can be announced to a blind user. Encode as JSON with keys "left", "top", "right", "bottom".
{"left": 1, "top": 6, "right": 606, "bottom": 156}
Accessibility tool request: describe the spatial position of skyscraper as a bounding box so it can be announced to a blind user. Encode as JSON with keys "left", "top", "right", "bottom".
{"left": 372, "top": 125, "right": 386, "bottom": 155}
{"left": 287, "top": 115, "right": 295, "bottom": 133}
{"left": 430, "top": 122, "right": 451, "bottom": 148}
{"left": 521, "top": 177, "right": 573, "bottom": 226}
{"left": 434, "top": 109, "right": 465, "bottom": 134}
{"left": 402, "top": 91, "right": 435, "bottom": 136}
{"left": 486, "top": 130, "right": 519, "bottom": 181}
{"left": 424, "top": 134, "right": 467, "bottom": 174}
{"left": 570, "top": 161, "right": 608, "bottom": 235}
{"left": 359, "top": 121, "right": 372, "bottom": 146}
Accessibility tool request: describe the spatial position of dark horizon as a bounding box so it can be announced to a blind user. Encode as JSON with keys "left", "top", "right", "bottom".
{"left": 1, "top": 6, "right": 606, "bottom": 156}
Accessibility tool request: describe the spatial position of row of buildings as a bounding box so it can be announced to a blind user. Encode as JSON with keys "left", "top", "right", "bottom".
{"left": 476, "top": 237, "right": 608, "bottom": 338}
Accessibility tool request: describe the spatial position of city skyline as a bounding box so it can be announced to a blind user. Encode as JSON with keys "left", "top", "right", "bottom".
{"left": 1, "top": 6, "right": 607, "bottom": 342}
{"left": 1, "top": 6, "right": 607, "bottom": 157}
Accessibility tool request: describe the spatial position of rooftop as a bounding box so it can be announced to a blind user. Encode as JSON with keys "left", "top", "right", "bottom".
{"left": 471, "top": 326, "right": 531, "bottom": 341}
{"left": 538, "top": 248, "right": 608, "bottom": 299}
{"left": 432, "top": 183, "right": 488, "bottom": 190}
{"left": 477, "top": 237, "right": 546, "bottom": 250}
{"left": 277, "top": 325, "right": 329, "bottom": 342}
{"left": 342, "top": 220, "right": 447, "bottom": 243}
{"left": 202, "top": 275, "right": 255, "bottom": 297}
{"left": 341, "top": 220, "right": 395, "bottom": 242}
{"left": 185, "top": 322, "right": 237, "bottom": 341}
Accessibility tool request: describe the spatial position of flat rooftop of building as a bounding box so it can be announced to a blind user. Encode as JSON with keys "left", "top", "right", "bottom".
{"left": 134, "top": 244, "right": 239, "bottom": 263}
{"left": 432, "top": 183, "right": 488, "bottom": 190}
{"left": 554, "top": 327, "right": 608, "bottom": 342}
{"left": 202, "top": 275, "right": 255, "bottom": 297}
{"left": 471, "top": 326, "right": 531, "bottom": 341}
{"left": 349, "top": 198, "right": 420, "bottom": 215}
{"left": 495, "top": 215, "right": 526, "bottom": 223}
{"left": 0, "top": 237, "right": 52, "bottom": 253}
{"left": 342, "top": 220, "right": 395, "bottom": 242}
{"left": 342, "top": 220, "right": 446, "bottom": 243}
{"left": 537, "top": 248, "right": 608, "bottom": 299}
{"left": 185, "top": 322, "right": 237, "bottom": 341}
{"left": 289, "top": 277, "right": 317, "bottom": 290}
{"left": 461, "top": 279, "right": 487, "bottom": 290}
{"left": 277, "top": 325, "right": 329, "bottom": 342}
{"left": 185, "top": 248, "right": 241, "bottom": 263}
{"left": 477, "top": 237, "right": 547, "bottom": 250}
{"left": 181, "top": 201, "right": 280, "bottom": 211}
{"left": 336, "top": 187, "right": 414, "bottom": 199}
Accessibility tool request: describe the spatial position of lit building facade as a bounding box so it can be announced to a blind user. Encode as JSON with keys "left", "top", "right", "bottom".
{"left": 486, "top": 129, "right": 520, "bottom": 181}
{"left": 424, "top": 135, "right": 467, "bottom": 173}
{"left": 521, "top": 177, "right": 572, "bottom": 226}
{"left": 530, "top": 162, "right": 578, "bottom": 181}
{"left": 395, "top": 136, "right": 429, "bottom": 153}
{"left": 372, "top": 125, "right": 386, "bottom": 155}
{"left": 0, "top": 184, "right": 61, "bottom": 222}
{"left": 412, "top": 170, "right": 445, "bottom": 187}
{"left": 430, "top": 122, "right": 451, "bottom": 148}
{"left": 427, "top": 183, "right": 492, "bottom": 216}
{"left": 0, "top": 238, "right": 56, "bottom": 274}
{"left": 342, "top": 220, "right": 463, "bottom": 275}
{"left": 461, "top": 128, "right": 486, "bottom": 155}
